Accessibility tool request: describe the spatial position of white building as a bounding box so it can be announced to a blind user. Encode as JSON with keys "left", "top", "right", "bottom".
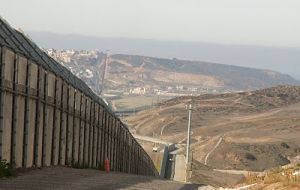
{"left": 130, "top": 87, "right": 146, "bottom": 95}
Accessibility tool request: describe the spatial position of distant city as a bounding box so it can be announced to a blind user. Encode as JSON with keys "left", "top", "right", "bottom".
{"left": 45, "top": 48, "right": 221, "bottom": 99}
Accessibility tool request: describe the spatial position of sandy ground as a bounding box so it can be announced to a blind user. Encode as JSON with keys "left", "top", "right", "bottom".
{"left": 0, "top": 167, "right": 200, "bottom": 190}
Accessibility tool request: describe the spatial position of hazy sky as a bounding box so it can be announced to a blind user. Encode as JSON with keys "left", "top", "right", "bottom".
{"left": 1, "top": 0, "right": 300, "bottom": 47}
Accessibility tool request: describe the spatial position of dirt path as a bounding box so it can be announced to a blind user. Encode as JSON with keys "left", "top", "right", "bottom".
{"left": 0, "top": 167, "right": 199, "bottom": 190}
{"left": 204, "top": 136, "right": 223, "bottom": 165}
{"left": 160, "top": 117, "right": 177, "bottom": 135}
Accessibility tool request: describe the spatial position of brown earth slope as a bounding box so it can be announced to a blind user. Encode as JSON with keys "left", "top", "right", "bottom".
{"left": 50, "top": 51, "right": 299, "bottom": 94}
{"left": 126, "top": 86, "right": 300, "bottom": 172}
{"left": 107, "top": 54, "right": 298, "bottom": 91}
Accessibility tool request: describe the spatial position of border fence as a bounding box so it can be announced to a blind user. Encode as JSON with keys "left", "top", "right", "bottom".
{"left": 0, "top": 17, "right": 158, "bottom": 176}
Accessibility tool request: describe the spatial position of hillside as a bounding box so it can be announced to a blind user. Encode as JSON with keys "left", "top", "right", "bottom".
{"left": 111, "top": 54, "right": 298, "bottom": 91}
{"left": 46, "top": 50, "right": 298, "bottom": 97}
{"left": 126, "top": 86, "right": 300, "bottom": 172}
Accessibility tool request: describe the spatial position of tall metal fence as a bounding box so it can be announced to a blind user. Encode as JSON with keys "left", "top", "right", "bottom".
{"left": 0, "top": 17, "right": 158, "bottom": 176}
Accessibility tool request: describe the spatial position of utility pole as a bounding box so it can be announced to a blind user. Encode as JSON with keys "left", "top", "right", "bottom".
{"left": 186, "top": 104, "right": 192, "bottom": 165}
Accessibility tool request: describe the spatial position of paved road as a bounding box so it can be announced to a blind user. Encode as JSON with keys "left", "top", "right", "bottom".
{"left": 133, "top": 134, "right": 172, "bottom": 146}
{"left": 0, "top": 167, "right": 200, "bottom": 190}
{"left": 173, "top": 154, "right": 187, "bottom": 182}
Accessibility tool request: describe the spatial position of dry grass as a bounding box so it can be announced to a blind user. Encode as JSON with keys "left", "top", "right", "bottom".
{"left": 243, "top": 165, "right": 300, "bottom": 189}
{"left": 114, "top": 96, "right": 152, "bottom": 109}
{"left": 126, "top": 86, "right": 300, "bottom": 171}
{"left": 113, "top": 95, "right": 171, "bottom": 111}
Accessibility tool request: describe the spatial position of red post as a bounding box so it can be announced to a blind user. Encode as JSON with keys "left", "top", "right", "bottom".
{"left": 104, "top": 158, "right": 110, "bottom": 173}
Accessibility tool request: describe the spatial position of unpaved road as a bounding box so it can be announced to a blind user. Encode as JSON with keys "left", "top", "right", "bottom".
{"left": 0, "top": 167, "right": 199, "bottom": 190}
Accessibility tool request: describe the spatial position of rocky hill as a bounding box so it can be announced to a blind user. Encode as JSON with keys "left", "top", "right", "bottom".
{"left": 126, "top": 86, "right": 300, "bottom": 172}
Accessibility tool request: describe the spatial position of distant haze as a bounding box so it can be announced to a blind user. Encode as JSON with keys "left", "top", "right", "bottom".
{"left": 2, "top": 0, "right": 300, "bottom": 48}
{"left": 2, "top": 0, "right": 299, "bottom": 79}
{"left": 29, "top": 32, "right": 300, "bottom": 80}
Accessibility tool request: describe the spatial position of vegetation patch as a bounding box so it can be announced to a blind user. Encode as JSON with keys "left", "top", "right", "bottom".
{"left": 244, "top": 166, "right": 300, "bottom": 189}
{"left": 245, "top": 153, "right": 257, "bottom": 161}
{"left": 0, "top": 160, "right": 16, "bottom": 178}
{"left": 281, "top": 142, "right": 290, "bottom": 149}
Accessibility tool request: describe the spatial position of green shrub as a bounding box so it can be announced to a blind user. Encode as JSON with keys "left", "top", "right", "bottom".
{"left": 245, "top": 153, "right": 257, "bottom": 161}
{"left": 281, "top": 142, "right": 290, "bottom": 149}
{"left": 0, "top": 160, "right": 15, "bottom": 178}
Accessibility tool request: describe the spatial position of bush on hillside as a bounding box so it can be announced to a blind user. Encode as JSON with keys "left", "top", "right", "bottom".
{"left": 281, "top": 142, "right": 290, "bottom": 149}
{"left": 0, "top": 159, "right": 15, "bottom": 178}
{"left": 245, "top": 153, "right": 257, "bottom": 161}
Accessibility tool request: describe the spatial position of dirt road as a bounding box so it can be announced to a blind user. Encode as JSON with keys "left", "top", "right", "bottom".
{"left": 0, "top": 167, "right": 199, "bottom": 190}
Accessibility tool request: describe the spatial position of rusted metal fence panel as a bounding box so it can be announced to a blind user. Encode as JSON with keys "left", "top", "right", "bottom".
{"left": 66, "top": 86, "right": 75, "bottom": 165}
{"left": 15, "top": 52, "right": 26, "bottom": 168}
{"left": 73, "top": 90, "right": 80, "bottom": 164}
{"left": 35, "top": 66, "right": 45, "bottom": 167}
{"left": 2, "top": 48, "right": 14, "bottom": 165}
{"left": 26, "top": 61, "right": 38, "bottom": 167}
